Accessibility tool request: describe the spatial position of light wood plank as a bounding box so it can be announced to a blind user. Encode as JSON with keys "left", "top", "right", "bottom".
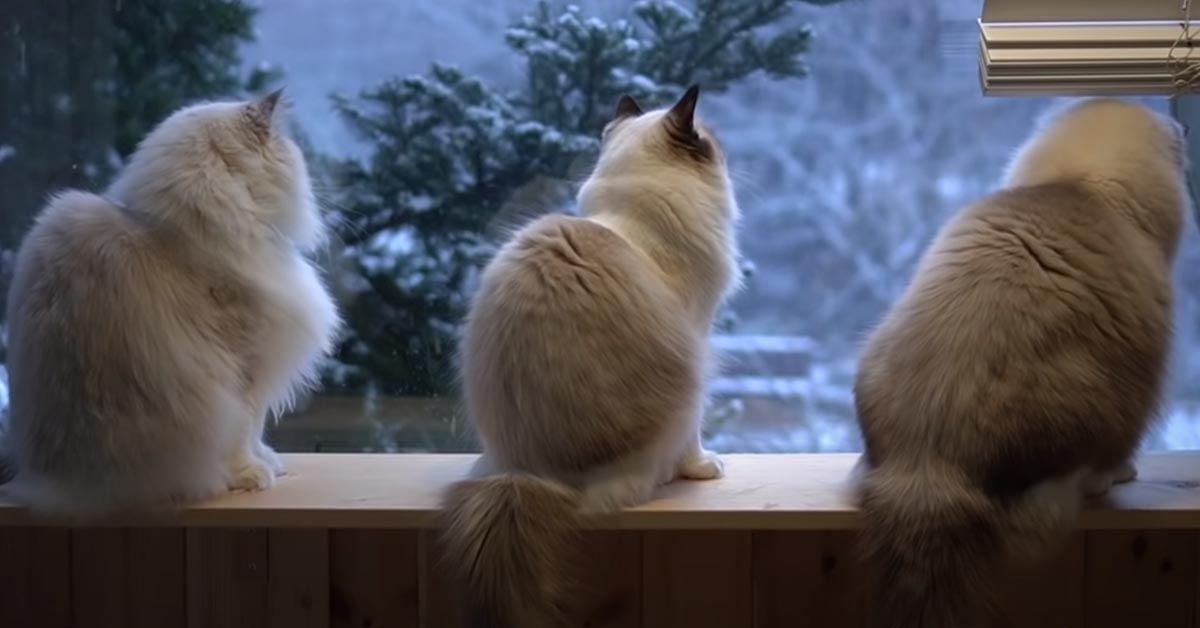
{"left": 186, "top": 528, "right": 270, "bottom": 628}
{"left": 1083, "top": 529, "right": 1198, "bottom": 628}
{"left": 1, "top": 454, "right": 1197, "bottom": 530}
{"left": 71, "top": 528, "right": 127, "bottom": 627}
{"left": 330, "top": 529, "right": 419, "bottom": 628}
{"left": 642, "top": 530, "right": 752, "bottom": 628}
{"left": 126, "top": 528, "right": 187, "bottom": 628}
{"left": 269, "top": 529, "right": 330, "bottom": 628}
{"left": 995, "top": 533, "right": 1085, "bottom": 628}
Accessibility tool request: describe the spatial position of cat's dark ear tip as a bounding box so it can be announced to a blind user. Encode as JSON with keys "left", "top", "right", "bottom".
{"left": 253, "top": 86, "right": 285, "bottom": 119}
{"left": 615, "top": 94, "right": 644, "bottom": 119}
{"left": 668, "top": 84, "right": 701, "bottom": 125}
{"left": 265, "top": 86, "right": 285, "bottom": 108}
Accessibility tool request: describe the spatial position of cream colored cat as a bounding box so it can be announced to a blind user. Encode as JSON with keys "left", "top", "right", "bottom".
{"left": 440, "top": 86, "right": 740, "bottom": 627}
{"left": 853, "top": 99, "right": 1188, "bottom": 628}
{"left": 1, "top": 91, "right": 340, "bottom": 517}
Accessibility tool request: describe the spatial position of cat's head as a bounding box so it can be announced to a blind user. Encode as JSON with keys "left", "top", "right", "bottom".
{"left": 1006, "top": 98, "right": 1188, "bottom": 185}
{"left": 1003, "top": 98, "right": 1190, "bottom": 255}
{"left": 111, "top": 89, "right": 323, "bottom": 252}
{"left": 583, "top": 85, "right": 737, "bottom": 222}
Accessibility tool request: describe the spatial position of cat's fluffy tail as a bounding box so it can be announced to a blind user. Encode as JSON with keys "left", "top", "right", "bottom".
{"left": 439, "top": 473, "right": 581, "bottom": 628}
{"left": 858, "top": 462, "right": 1083, "bottom": 628}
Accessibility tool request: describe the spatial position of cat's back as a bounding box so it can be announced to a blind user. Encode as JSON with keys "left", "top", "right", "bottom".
{"left": 921, "top": 181, "right": 1168, "bottom": 326}
{"left": 11, "top": 191, "right": 172, "bottom": 321}
{"left": 7, "top": 190, "right": 228, "bottom": 402}
{"left": 477, "top": 213, "right": 681, "bottom": 319}
{"left": 857, "top": 180, "right": 1172, "bottom": 481}
{"left": 465, "top": 213, "right": 700, "bottom": 471}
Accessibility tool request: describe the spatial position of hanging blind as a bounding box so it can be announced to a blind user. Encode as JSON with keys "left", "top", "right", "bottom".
{"left": 979, "top": 0, "right": 1200, "bottom": 95}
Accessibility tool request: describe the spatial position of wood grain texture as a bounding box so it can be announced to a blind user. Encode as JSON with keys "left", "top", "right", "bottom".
{"left": 71, "top": 528, "right": 127, "bottom": 628}
{"left": 1083, "top": 529, "right": 1198, "bottom": 628}
{"left": 330, "top": 529, "right": 419, "bottom": 628}
{"left": 995, "top": 533, "right": 1086, "bottom": 628}
{"left": 752, "top": 530, "right": 821, "bottom": 628}
{"left": 0, "top": 526, "right": 33, "bottom": 628}
{"left": 3, "top": 454, "right": 1198, "bottom": 530}
{"left": 642, "top": 530, "right": 752, "bottom": 628}
{"left": 814, "top": 532, "right": 868, "bottom": 628}
{"left": 125, "top": 528, "right": 187, "bottom": 628}
{"left": 186, "top": 527, "right": 270, "bottom": 628}
{"left": 420, "top": 529, "right": 643, "bottom": 628}
{"left": 0, "top": 527, "right": 71, "bottom": 628}
{"left": 752, "top": 530, "right": 871, "bottom": 628}
{"left": 4, "top": 524, "right": 1200, "bottom": 627}
{"left": 417, "top": 530, "right": 459, "bottom": 628}
{"left": 269, "top": 528, "right": 330, "bottom": 628}
{"left": 568, "top": 531, "right": 642, "bottom": 628}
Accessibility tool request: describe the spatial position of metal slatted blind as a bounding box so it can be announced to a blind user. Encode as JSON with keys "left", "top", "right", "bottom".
{"left": 979, "top": 0, "right": 1197, "bottom": 95}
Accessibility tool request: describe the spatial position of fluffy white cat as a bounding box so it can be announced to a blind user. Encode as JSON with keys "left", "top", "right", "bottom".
{"left": 1, "top": 90, "right": 340, "bottom": 517}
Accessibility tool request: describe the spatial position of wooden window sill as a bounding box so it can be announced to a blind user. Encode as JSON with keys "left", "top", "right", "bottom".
{"left": 0, "top": 453, "right": 1198, "bottom": 529}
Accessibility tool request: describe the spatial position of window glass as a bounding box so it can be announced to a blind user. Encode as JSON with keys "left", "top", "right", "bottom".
{"left": 2, "top": 0, "right": 1197, "bottom": 453}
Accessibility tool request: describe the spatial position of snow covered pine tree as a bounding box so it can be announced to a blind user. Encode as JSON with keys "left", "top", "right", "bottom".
{"left": 327, "top": 0, "right": 843, "bottom": 398}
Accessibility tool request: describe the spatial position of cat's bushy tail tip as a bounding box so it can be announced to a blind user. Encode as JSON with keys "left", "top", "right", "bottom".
{"left": 439, "top": 472, "right": 581, "bottom": 628}
{"left": 857, "top": 463, "right": 1078, "bottom": 628}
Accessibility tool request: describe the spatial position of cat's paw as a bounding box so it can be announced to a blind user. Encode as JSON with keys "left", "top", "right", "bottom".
{"left": 228, "top": 457, "right": 276, "bottom": 492}
{"left": 1080, "top": 471, "right": 1112, "bottom": 498}
{"left": 677, "top": 450, "right": 725, "bottom": 480}
{"left": 1081, "top": 462, "right": 1138, "bottom": 498}
{"left": 1111, "top": 461, "right": 1138, "bottom": 485}
{"left": 254, "top": 441, "right": 286, "bottom": 477}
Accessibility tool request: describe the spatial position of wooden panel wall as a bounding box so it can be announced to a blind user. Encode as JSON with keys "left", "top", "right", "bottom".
{"left": 0, "top": 527, "right": 1196, "bottom": 628}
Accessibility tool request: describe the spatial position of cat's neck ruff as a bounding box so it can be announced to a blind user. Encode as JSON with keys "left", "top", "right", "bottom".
{"left": 104, "top": 192, "right": 294, "bottom": 260}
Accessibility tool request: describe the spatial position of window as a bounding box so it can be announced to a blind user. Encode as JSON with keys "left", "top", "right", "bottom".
{"left": 1, "top": 0, "right": 1197, "bottom": 455}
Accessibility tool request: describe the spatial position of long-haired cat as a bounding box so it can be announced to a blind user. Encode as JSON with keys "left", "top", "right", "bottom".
{"left": 0, "top": 90, "right": 340, "bottom": 517}
{"left": 440, "top": 85, "right": 740, "bottom": 627}
{"left": 853, "top": 98, "right": 1188, "bottom": 628}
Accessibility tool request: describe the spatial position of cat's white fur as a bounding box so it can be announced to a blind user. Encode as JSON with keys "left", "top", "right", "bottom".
{"left": 440, "top": 87, "right": 740, "bottom": 627}
{"left": 2, "top": 92, "right": 340, "bottom": 517}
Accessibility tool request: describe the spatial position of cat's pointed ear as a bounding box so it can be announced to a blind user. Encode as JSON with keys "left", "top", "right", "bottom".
{"left": 245, "top": 87, "right": 285, "bottom": 138}
{"left": 256, "top": 87, "right": 284, "bottom": 119}
{"left": 667, "top": 84, "right": 700, "bottom": 132}
{"left": 615, "top": 94, "right": 644, "bottom": 119}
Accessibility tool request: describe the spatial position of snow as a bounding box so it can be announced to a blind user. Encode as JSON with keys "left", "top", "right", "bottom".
{"left": 408, "top": 194, "right": 434, "bottom": 212}
{"left": 0, "top": 365, "right": 8, "bottom": 418}
{"left": 628, "top": 73, "right": 657, "bottom": 92}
